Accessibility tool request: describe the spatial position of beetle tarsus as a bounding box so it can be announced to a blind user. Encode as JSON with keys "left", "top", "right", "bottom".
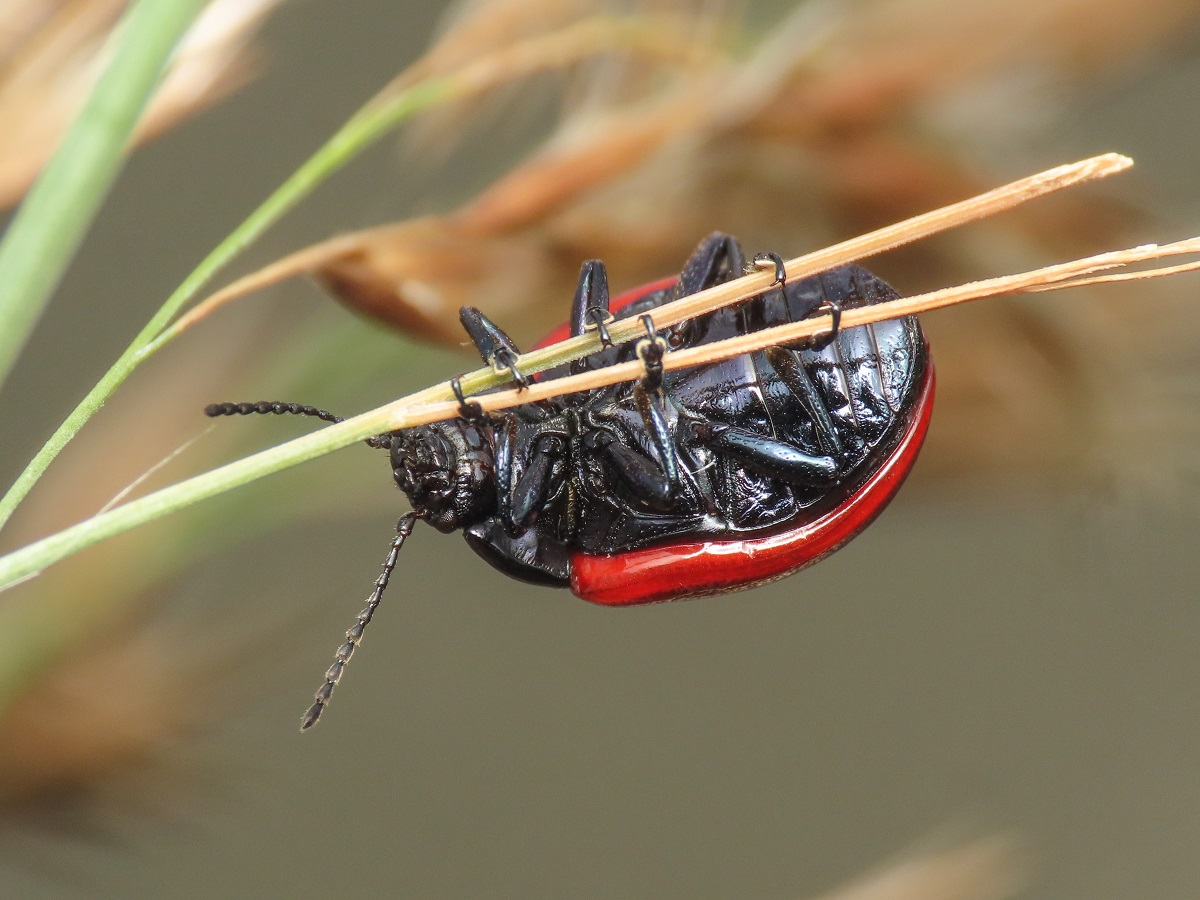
{"left": 635, "top": 314, "right": 667, "bottom": 393}
{"left": 450, "top": 377, "right": 487, "bottom": 423}
{"left": 752, "top": 251, "right": 787, "bottom": 288}
{"left": 500, "top": 351, "right": 530, "bottom": 390}
{"left": 584, "top": 307, "right": 615, "bottom": 348}
{"left": 807, "top": 297, "right": 843, "bottom": 351}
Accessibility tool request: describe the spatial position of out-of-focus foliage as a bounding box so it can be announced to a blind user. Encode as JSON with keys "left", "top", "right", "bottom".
{"left": 0, "top": 0, "right": 283, "bottom": 209}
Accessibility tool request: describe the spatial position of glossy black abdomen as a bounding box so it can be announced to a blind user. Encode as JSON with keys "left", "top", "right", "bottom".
{"left": 566, "top": 265, "right": 927, "bottom": 552}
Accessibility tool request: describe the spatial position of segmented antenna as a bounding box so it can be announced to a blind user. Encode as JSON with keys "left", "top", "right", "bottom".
{"left": 205, "top": 400, "right": 393, "bottom": 449}
{"left": 299, "top": 513, "right": 418, "bottom": 731}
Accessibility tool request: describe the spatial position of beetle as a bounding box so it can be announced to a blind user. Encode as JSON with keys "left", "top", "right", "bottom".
{"left": 206, "top": 232, "right": 934, "bottom": 728}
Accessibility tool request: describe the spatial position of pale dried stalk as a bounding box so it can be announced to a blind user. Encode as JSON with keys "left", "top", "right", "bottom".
{"left": 505, "top": 153, "right": 1133, "bottom": 372}
{"left": 303, "top": 153, "right": 1142, "bottom": 429}
{"left": 169, "top": 152, "right": 1127, "bottom": 342}
{"left": 384, "top": 235, "right": 1200, "bottom": 429}
{"left": 168, "top": 152, "right": 1139, "bottom": 424}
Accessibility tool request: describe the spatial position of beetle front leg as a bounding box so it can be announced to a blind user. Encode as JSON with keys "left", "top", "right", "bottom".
{"left": 632, "top": 384, "right": 680, "bottom": 489}
{"left": 493, "top": 414, "right": 519, "bottom": 533}
{"left": 510, "top": 433, "right": 565, "bottom": 528}
{"left": 459, "top": 306, "right": 529, "bottom": 387}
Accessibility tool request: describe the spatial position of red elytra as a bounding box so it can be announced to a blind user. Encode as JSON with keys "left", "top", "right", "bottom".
{"left": 572, "top": 362, "right": 934, "bottom": 605}
{"left": 532, "top": 272, "right": 934, "bottom": 607}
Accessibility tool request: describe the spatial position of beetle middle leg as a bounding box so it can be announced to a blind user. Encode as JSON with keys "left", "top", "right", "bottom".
{"left": 677, "top": 232, "right": 747, "bottom": 296}
{"left": 459, "top": 306, "right": 529, "bottom": 387}
{"left": 764, "top": 347, "right": 843, "bottom": 458}
{"left": 584, "top": 428, "right": 675, "bottom": 512}
{"left": 510, "top": 432, "right": 566, "bottom": 528}
{"left": 450, "top": 376, "right": 487, "bottom": 423}
{"left": 630, "top": 314, "right": 683, "bottom": 495}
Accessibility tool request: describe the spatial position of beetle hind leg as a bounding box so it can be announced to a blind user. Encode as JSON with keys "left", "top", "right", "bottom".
{"left": 751, "top": 251, "right": 786, "bottom": 288}
{"left": 685, "top": 417, "right": 839, "bottom": 486}
{"left": 585, "top": 426, "right": 676, "bottom": 512}
{"left": 806, "top": 296, "right": 843, "bottom": 351}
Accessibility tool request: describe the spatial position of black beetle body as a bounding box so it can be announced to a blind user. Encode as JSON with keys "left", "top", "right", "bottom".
{"left": 207, "top": 232, "right": 932, "bottom": 727}
{"left": 390, "top": 232, "right": 930, "bottom": 594}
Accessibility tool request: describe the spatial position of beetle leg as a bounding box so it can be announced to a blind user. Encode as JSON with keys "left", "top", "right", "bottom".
{"left": 459, "top": 306, "right": 529, "bottom": 388}
{"left": 686, "top": 419, "right": 839, "bottom": 486}
{"left": 751, "top": 251, "right": 787, "bottom": 288}
{"left": 493, "top": 414, "right": 519, "bottom": 533}
{"left": 450, "top": 376, "right": 487, "bottom": 423}
{"left": 584, "top": 429, "right": 674, "bottom": 512}
{"left": 635, "top": 314, "right": 668, "bottom": 393}
{"left": 511, "top": 434, "right": 565, "bottom": 527}
{"left": 764, "top": 347, "right": 843, "bottom": 458}
{"left": 677, "top": 232, "right": 747, "bottom": 296}
{"left": 806, "top": 296, "right": 843, "bottom": 351}
{"left": 569, "top": 260, "right": 615, "bottom": 373}
{"left": 633, "top": 384, "right": 680, "bottom": 489}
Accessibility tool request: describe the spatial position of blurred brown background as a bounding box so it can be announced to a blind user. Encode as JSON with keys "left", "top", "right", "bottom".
{"left": 1, "top": 1, "right": 1199, "bottom": 897}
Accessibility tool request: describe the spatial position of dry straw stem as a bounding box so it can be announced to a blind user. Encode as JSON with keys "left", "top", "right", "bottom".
{"left": 375, "top": 153, "right": 1140, "bottom": 419}
{"left": 0, "top": 152, "right": 1192, "bottom": 594}
{"left": 388, "top": 234, "right": 1200, "bottom": 429}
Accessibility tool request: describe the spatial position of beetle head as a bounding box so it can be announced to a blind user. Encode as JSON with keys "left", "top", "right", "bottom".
{"left": 390, "top": 420, "right": 496, "bottom": 533}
